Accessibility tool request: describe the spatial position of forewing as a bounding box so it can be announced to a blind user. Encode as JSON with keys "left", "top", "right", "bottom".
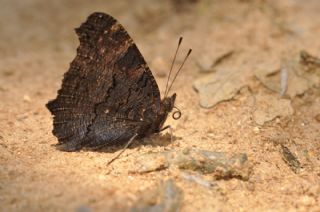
{"left": 47, "top": 12, "right": 161, "bottom": 151}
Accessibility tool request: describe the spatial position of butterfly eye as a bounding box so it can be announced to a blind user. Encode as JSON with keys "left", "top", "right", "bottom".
{"left": 172, "top": 106, "right": 181, "bottom": 120}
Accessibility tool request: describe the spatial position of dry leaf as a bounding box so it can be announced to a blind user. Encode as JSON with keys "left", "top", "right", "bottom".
{"left": 196, "top": 50, "right": 234, "bottom": 73}
{"left": 253, "top": 93, "right": 294, "bottom": 125}
{"left": 280, "top": 145, "right": 301, "bottom": 173}
{"left": 193, "top": 69, "right": 247, "bottom": 108}
{"left": 255, "top": 51, "right": 320, "bottom": 98}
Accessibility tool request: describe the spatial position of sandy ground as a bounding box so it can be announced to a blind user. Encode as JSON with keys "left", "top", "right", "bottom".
{"left": 0, "top": 0, "right": 319, "bottom": 211}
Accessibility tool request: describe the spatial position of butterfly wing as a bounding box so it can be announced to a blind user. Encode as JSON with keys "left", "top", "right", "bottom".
{"left": 47, "top": 12, "right": 161, "bottom": 151}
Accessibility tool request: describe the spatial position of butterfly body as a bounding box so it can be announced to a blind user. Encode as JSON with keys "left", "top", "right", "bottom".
{"left": 47, "top": 12, "right": 177, "bottom": 151}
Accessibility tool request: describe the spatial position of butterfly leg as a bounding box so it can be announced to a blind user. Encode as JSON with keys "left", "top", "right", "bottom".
{"left": 160, "top": 125, "right": 173, "bottom": 142}
{"left": 107, "top": 133, "right": 138, "bottom": 166}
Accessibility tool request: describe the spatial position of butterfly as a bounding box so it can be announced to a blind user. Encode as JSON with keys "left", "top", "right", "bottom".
{"left": 46, "top": 12, "right": 191, "bottom": 152}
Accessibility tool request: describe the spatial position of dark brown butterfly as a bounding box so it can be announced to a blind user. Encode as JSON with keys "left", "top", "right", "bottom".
{"left": 47, "top": 12, "right": 191, "bottom": 152}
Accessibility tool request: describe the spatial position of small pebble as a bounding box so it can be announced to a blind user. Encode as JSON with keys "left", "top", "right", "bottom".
{"left": 98, "top": 174, "right": 107, "bottom": 181}
{"left": 253, "top": 127, "right": 260, "bottom": 134}
{"left": 131, "top": 148, "right": 251, "bottom": 180}
{"left": 298, "top": 195, "right": 316, "bottom": 206}
{"left": 23, "top": 95, "right": 31, "bottom": 102}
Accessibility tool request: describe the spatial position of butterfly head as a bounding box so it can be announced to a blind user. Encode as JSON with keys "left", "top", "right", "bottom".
{"left": 153, "top": 37, "right": 190, "bottom": 133}
{"left": 162, "top": 93, "right": 176, "bottom": 112}
{"left": 161, "top": 93, "right": 181, "bottom": 120}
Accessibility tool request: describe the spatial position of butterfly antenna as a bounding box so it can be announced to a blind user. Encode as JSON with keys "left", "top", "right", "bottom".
{"left": 166, "top": 49, "right": 192, "bottom": 95}
{"left": 164, "top": 37, "right": 183, "bottom": 97}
